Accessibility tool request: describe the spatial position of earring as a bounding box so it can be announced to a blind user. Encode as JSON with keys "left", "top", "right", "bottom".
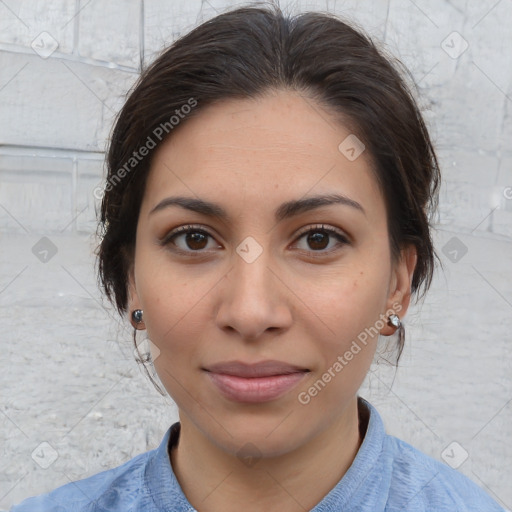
{"left": 132, "top": 309, "right": 144, "bottom": 325}
{"left": 387, "top": 314, "right": 401, "bottom": 329}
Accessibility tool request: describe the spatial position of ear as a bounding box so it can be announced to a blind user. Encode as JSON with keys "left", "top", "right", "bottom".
{"left": 380, "top": 244, "right": 417, "bottom": 335}
{"left": 127, "top": 262, "right": 145, "bottom": 330}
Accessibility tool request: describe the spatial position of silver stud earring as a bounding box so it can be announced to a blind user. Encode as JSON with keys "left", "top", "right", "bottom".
{"left": 132, "top": 309, "right": 144, "bottom": 325}
{"left": 387, "top": 314, "right": 401, "bottom": 329}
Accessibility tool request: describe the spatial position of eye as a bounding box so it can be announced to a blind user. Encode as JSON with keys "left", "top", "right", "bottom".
{"left": 160, "top": 223, "right": 350, "bottom": 256}
{"left": 293, "top": 224, "right": 350, "bottom": 254}
{"left": 160, "top": 225, "right": 220, "bottom": 254}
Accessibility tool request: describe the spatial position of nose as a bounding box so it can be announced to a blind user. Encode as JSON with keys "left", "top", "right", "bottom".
{"left": 215, "top": 243, "right": 293, "bottom": 341}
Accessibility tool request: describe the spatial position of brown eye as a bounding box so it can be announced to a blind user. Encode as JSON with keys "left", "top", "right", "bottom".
{"left": 294, "top": 225, "right": 350, "bottom": 253}
{"left": 306, "top": 231, "right": 330, "bottom": 250}
{"left": 161, "top": 225, "right": 220, "bottom": 253}
{"left": 183, "top": 231, "right": 208, "bottom": 250}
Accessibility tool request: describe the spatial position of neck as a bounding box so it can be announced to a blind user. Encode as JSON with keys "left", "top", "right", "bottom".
{"left": 170, "top": 396, "right": 365, "bottom": 512}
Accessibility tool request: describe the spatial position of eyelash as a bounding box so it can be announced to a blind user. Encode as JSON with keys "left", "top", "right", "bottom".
{"left": 159, "top": 223, "right": 350, "bottom": 258}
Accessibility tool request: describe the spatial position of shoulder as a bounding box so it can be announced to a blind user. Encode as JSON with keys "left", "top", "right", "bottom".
{"left": 381, "top": 434, "right": 506, "bottom": 512}
{"left": 354, "top": 398, "right": 506, "bottom": 512}
{"left": 9, "top": 449, "right": 154, "bottom": 512}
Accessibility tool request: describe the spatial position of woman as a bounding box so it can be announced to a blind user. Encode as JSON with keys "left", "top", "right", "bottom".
{"left": 10, "top": 4, "right": 506, "bottom": 511}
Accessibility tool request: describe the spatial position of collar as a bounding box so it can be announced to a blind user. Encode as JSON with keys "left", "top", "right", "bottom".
{"left": 311, "top": 396, "right": 385, "bottom": 510}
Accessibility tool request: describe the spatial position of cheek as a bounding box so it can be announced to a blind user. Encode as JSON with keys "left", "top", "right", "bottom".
{"left": 134, "top": 244, "right": 205, "bottom": 346}
{"left": 143, "top": 280, "right": 208, "bottom": 348}
{"left": 139, "top": 268, "right": 210, "bottom": 402}
{"left": 301, "top": 249, "right": 391, "bottom": 377}
{"left": 297, "top": 275, "right": 387, "bottom": 411}
{"left": 309, "top": 256, "right": 390, "bottom": 340}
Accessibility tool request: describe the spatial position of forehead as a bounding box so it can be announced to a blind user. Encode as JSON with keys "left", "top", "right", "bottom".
{"left": 142, "top": 90, "right": 384, "bottom": 221}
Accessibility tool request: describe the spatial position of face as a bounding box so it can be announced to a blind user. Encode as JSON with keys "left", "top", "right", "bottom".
{"left": 128, "top": 89, "right": 415, "bottom": 457}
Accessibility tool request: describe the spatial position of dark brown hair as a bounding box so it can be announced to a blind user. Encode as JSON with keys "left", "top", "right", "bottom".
{"left": 96, "top": 3, "right": 440, "bottom": 364}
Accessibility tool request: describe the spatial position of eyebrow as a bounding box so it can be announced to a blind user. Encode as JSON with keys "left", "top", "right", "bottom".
{"left": 149, "top": 193, "right": 365, "bottom": 222}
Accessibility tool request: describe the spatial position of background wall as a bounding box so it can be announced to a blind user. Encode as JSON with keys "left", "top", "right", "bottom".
{"left": 1, "top": 0, "right": 511, "bottom": 510}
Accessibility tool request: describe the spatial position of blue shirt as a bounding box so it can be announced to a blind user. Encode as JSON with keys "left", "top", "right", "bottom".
{"left": 10, "top": 397, "right": 506, "bottom": 511}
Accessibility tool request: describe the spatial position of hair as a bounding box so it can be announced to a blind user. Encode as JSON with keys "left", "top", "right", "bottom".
{"left": 96, "top": 3, "right": 440, "bottom": 368}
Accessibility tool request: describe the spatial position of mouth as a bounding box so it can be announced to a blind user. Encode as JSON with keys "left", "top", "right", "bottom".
{"left": 202, "top": 359, "right": 310, "bottom": 377}
{"left": 202, "top": 360, "right": 310, "bottom": 403}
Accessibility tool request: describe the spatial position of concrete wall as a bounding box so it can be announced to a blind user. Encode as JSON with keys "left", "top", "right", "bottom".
{"left": 1, "top": 0, "right": 511, "bottom": 237}
{"left": 1, "top": 0, "right": 511, "bottom": 510}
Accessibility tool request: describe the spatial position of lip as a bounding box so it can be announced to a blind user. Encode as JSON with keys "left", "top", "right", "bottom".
{"left": 203, "top": 360, "right": 310, "bottom": 377}
{"left": 203, "top": 360, "right": 310, "bottom": 403}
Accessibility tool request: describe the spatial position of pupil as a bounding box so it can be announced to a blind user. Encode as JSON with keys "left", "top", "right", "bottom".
{"left": 187, "top": 232, "right": 207, "bottom": 249}
{"left": 308, "top": 231, "right": 328, "bottom": 250}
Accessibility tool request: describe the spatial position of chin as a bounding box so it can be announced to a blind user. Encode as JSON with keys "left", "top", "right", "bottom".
{"left": 203, "top": 412, "right": 311, "bottom": 458}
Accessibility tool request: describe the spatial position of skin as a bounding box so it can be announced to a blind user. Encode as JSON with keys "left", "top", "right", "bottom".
{"left": 127, "top": 89, "right": 417, "bottom": 512}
